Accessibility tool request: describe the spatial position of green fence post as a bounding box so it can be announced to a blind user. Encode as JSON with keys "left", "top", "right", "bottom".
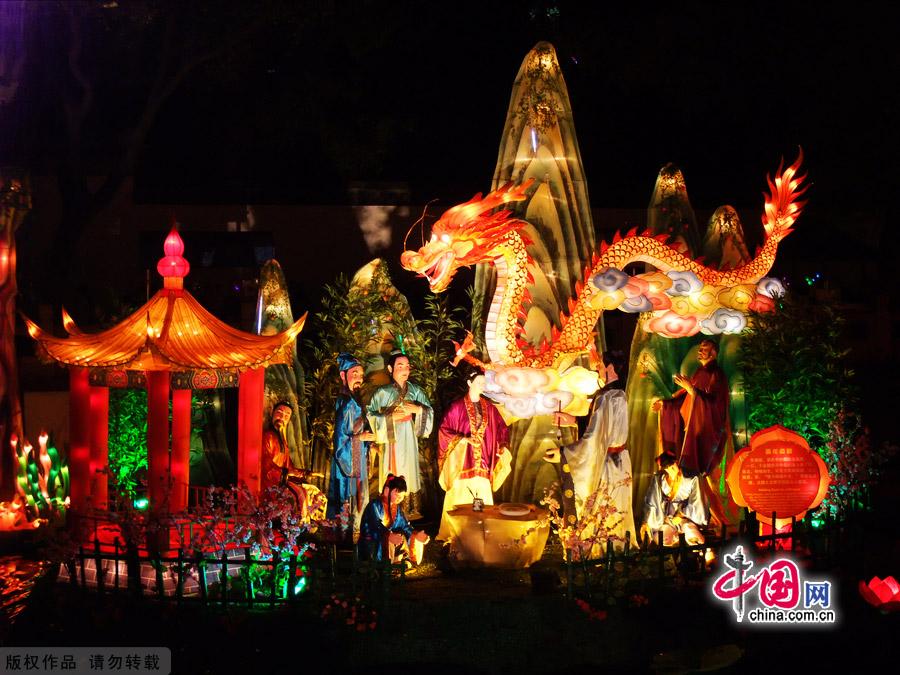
{"left": 221, "top": 550, "right": 228, "bottom": 608}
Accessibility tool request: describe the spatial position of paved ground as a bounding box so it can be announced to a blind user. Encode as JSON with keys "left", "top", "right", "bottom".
{"left": 5, "top": 512, "right": 900, "bottom": 674}
{"left": 3, "top": 457, "right": 900, "bottom": 673}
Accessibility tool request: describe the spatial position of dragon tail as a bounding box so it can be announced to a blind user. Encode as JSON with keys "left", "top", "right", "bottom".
{"left": 762, "top": 148, "right": 808, "bottom": 241}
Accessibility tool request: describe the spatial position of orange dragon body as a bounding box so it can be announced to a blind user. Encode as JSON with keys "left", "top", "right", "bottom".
{"left": 401, "top": 153, "right": 806, "bottom": 417}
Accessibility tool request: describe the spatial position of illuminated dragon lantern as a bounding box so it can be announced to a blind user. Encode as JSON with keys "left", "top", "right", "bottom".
{"left": 401, "top": 153, "right": 806, "bottom": 419}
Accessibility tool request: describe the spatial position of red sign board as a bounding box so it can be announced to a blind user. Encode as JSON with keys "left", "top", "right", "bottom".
{"left": 726, "top": 425, "right": 830, "bottom": 526}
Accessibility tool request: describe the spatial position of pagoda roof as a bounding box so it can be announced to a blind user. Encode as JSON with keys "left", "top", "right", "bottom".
{"left": 24, "top": 289, "right": 305, "bottom": 372}
{"left": 23, "top": 226, "right": 305, "bottom": 372}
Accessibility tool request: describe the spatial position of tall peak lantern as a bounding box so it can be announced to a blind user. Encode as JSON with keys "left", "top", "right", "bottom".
{"left": 157, "top": 225, "right": 190, "bottom": 289}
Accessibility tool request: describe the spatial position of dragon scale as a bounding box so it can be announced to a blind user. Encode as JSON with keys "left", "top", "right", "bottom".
{"left": 516, "top": 227, "right": 787, "bottom": 369}
{"left": 401, "top": 152, "right": 805, "bottom": 375}
{"left": 483, "top": 233, "right": 531, "bottom": 365}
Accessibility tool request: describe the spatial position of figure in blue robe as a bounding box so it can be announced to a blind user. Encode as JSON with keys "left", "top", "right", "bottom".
{"left": 327, "top": 353, "right": 373, "bottom": 535}
{"left": 357, "top": 474, "right": 428, "bottom": 564}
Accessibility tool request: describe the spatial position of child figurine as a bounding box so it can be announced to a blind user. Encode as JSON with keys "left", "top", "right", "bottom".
{"left": 640, "top": 451, "right": 709, "bottom": 546}
{"left": 358, "top": 474, "right": 430, "bottom": 566}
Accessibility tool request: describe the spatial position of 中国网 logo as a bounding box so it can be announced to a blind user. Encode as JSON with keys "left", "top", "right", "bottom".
{"left": 710, "top": 545, "right": 837, "bottom": 625}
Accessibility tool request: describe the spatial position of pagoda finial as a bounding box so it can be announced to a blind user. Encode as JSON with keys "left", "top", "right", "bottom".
{"left": 157, "top": 222, "right": 189, "bottom": 289}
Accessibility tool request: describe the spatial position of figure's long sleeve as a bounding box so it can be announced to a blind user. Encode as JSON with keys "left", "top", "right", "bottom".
{"left": 372, "top": 514, "right": 389, "bottom": 540}
{"left": 333, "top": 398, "right": 355, "bottom": 477}
{"left": 367, "top": 388, "right": 391, "bottom": 445}
{"left": 393, "top": 509, "right": 414, "bottom": 542}
{"left": 437, "top": 401, "right": 467, "bottom": 469}
{"left": 491, "top": 448, "right": 512, "bottom": 492}
{"left": 437, "top": 400, "right": 468, "bottom": 491}
{"left": 667, "top": 388, "right": 687, "bottom": 402}
{"left": 642, "top": 476, "right": 666, "bottom": 533}
{"left": 410, "top": 385, "right": 434, "bottom": 438}
{"left": 494, "top": 404, "right": 510, "bottom": 448}
{"left": 488, "top": 403, "right": 511, "bottom": 491}
{"left": 680, "top": 477, "right": 709, "bottom": 527}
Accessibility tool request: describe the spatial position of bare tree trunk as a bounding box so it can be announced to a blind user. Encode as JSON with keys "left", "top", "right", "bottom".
{"left": 0, "top": 179, "right": 30, "bottom": 499}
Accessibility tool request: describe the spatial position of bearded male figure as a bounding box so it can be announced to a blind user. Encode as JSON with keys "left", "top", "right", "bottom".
{"left": 652, "top": 339, "right": 730, "bottom": 477}
{"left": 262, "top": 402, "right": 323, "bottom": 522}
{"left": 327, "top": 352, "right": 375, "bottom": 537}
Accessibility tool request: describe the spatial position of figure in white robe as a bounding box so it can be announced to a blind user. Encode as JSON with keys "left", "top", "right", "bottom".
{"left": 545, "top": 387, "right": 637, "bottom": 550}
{"left": 367, "top": 354, "right": 434, "bottom": 495}
{"left": 640, "top": 453, "right": 709, "bottom": 546}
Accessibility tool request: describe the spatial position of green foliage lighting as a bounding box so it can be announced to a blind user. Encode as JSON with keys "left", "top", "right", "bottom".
{"left": 13, "top": 434, "right": 70, "bottom": 523}
{"left": 739, "top": 292, "right": 852, "bottom": 450}
{"left": 108, "top": 388, "right": 148, "bottom": 498}
{"left": 739, "top": 291, "right": 896, "bottom": 519}
{"left": 294, "top": 567, "right": 309, "bottom": 595}
{"left": 302, "top": 263, "right": 465, "bottom": 489}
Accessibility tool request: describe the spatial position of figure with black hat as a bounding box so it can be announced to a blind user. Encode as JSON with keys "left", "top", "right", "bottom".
{"left": 327, "top": 352, "right": 375, "bottom": 538}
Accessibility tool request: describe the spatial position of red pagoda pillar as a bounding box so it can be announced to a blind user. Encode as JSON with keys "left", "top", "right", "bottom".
{"left": 69, "top": 368, "right": 91, "bottom": 512}
{"left": 170, "top": 388, "right": 192, "bottom": 512}
{"left": 88, "top": 384, "right": 109, "bottom": 509}
{"left": 146, "top": 370, "right": 170, "bottom": 510}
{"left": 237, "top": 367, "right": 265, "bottom": 497}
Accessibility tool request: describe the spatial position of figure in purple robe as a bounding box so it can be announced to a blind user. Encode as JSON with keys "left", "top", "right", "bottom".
{"left": 436, "top": 372, "right": 511, "bottom": 541}
{"left": 652, "top": 339, "right": 729, "bottom": 477}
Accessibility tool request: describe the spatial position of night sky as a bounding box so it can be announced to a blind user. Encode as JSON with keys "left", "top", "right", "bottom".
{"left": 141, "top": 3, "right": 900, "bottom": 214}
{"left": 1, "top": 0, "right": 899, "bottom": 324}
{"left": 2, "top": 2, "right": 897, "bottom": 209}
{"left": 160, "top": 3, "right": 897, "bottom": 211}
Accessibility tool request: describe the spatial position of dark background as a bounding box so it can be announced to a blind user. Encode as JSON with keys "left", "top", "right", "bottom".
{"left": 141, "top": 1, "right": 893, "bottom": 209}
{"left": 2, "top": 1, "right": 898, "bottom": 378}
{"left": 3, "top": 2, "right": 897, "bottom": 209}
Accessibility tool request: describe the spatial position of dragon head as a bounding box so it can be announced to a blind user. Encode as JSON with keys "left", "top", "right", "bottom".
{"left": 400, "top": 180, "right": 533, "bottom": 292}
